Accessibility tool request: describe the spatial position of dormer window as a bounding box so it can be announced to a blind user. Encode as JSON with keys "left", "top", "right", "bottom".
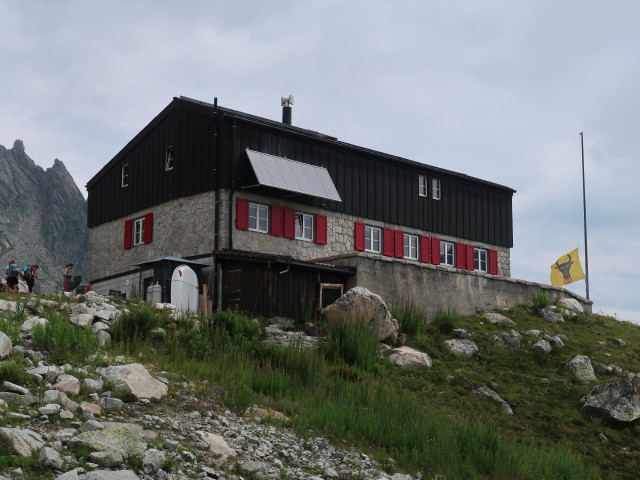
{"left": 432, "top": 178, "right": 441, "bottom": 200}
{"left": 165, "top": 146, "right": 174, "bottom": 171}
{"left": 121, "top": 164, "right": 129, "bottom": 188}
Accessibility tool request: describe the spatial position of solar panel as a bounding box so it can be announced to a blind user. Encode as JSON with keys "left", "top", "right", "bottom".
{"left": 246, "top": 149, "right": 342, "bottom": 202}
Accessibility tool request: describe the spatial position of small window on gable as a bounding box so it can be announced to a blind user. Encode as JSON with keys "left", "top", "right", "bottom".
{"left": 432, "top": 178, "right": 441, "bottom": 200}
{"left": 364, "top": 226, "right": 381, "bottom": 253}
{"left": 440, "top": 241, "right": 454, "bottom": 266}
{"left": 133, "top": 217, "right": 145, "bottom": 246}
{"left": 404, "top": 233, "right": 419, "bottom": 260}
{"left": 165, "top": 146, "right": 174, "bottom": 171}
{"left": 419, "top": 175, "right": 428, "bottom": 197}
{"left": 295, "top": 212, "right": 314, "bottom": 241}
{"left": 474, "top": 248, "right": 488, "bottom": 272}
{"left": 249, "top": 203, "right": 268, "bottom": 233}
{"left": 121, "top": 164, "right": 129, "bottom": 188}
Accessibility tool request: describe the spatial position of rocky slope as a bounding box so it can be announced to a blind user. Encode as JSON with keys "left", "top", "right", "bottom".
{"left": 0, "top": 140, "right": 88, "bottom": 292}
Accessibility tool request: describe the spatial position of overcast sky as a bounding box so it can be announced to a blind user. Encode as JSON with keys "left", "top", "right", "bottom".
{"left": 1, "top": 0, "right": 638, "bottom": 321}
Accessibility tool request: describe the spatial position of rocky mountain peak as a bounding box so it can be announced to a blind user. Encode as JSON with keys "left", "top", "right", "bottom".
{"left": 0, "top": 140, "right": 88, "bottom": 292}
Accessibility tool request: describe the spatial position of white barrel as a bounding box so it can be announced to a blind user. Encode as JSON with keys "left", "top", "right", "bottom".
{"left": 150, "top": 282, "right": 163, "bottom": 304}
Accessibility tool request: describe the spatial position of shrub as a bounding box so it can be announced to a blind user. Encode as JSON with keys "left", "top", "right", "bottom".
{"left": 0, "top": 358, "right": 30, "bottom": 386}
{"left": 0, "top": 315, "right": 21, "bottom": 344}
{"left": 391, "top": 301, "right": 427, "bottom": 335}
{"left": 32, "top": 312, "right": 101, "bottom": 364}
{"left": 434, "top": 308, "right": 460, "bottom": 334}
{"left": 530, "top": 290, "right": 550, "bottom": 315}
{"left": 111, "top": 302, "right": 165, "bottom": 343}
{"left": 321, "top": 318, "right": 379, "bottom": 370}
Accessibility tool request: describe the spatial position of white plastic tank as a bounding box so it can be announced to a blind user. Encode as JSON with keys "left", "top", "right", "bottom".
{"left": 170, "top": 265, "right": 199, "bottom": 313}
{"left": 150, "top": 282, "right": 163, "bottom": 304}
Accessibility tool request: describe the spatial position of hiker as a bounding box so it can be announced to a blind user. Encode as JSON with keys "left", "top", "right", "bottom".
{"left": 23, "top": 264, "right": 39, "bottom": 294}
{"left": 4, "top": 260, "right": 21, "bottom": 293}
{"left": 63, "top": 263, "right": 74, "bottom": 292}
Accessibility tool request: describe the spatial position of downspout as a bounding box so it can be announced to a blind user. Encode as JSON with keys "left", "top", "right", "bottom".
{"left": 212, "top": 99, "right": 220, "bottom": 310}
{"left": 228, "top": 118, "right": 237, "bottom": 250}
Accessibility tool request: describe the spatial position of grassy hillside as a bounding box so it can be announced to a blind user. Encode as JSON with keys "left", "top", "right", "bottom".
{"left": 2, "top": 290, "right": 639, "bottom": 479}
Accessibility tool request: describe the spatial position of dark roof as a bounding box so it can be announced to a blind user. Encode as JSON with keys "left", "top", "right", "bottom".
{"left": 215, "top": 250, "right": 356, "bottom": 275}
{"left": 132, "top": 256, "right": 210, "bottom": 268}
{"left": 87, "top": 95, "right": 515, "bottom": 194}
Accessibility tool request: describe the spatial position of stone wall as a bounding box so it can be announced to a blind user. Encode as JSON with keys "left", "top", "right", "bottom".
{"left": 227, "top": 190, "right": 511, "bottom": 276}
{"left": 330, "top": 255, "right": 591, "bottom": 321}
{"left": 90, "top": 192, "right": 216, "bottom": 281}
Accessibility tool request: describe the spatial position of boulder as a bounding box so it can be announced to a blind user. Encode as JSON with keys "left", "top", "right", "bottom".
{"left": 540, "top": 306, "right": 564, "bottom": 323}
{"left": 54, "top": 374, "right": 81, "bottom": 396}
{"left": 558, "top": 297, "right": 584, "bottom": 313}
{"left": 197, "top": 431, "right": 237, "bottom": 460}
{"left": 80, "top": 471, "right": 140, "bottom": 480}
{"left": 385, "top": 346, "right": 432, "bottom": 370}
{"left": 492, "top": 332, "right": 520, "bottom": 350}
{"left": 97, "top": 363, "right": 168, "bottom": 400}
{"left": 142, "top": 448, "right": 166, "bottom": 474}
{"left": 581, "top": 374, "right": 640, "bottom": 423}
{"left": 69, "top": 426, "right": 146, "bottom": 460}
{"left": 322, "top": 287, "right": 399, "bottom": 341}
{"left": 531, "top": 339, "right": 552, "bottom": 355}
{"left": 0, "top": 427, "right": 46, "bottom": 456}
{"left": 445, "top": 339, "right": 478, "bottom": 358}
{"left": 39, "top": 446, "right": 65, "bottom": 470}
{"left": 475, "top": 385, "right": 513, "bottom": 415}
{"left": 565, "top": 355, "right": 597, "bottom": 384}
{"left": 482, "top": 312, "right": 515, "bottom": 325}
{"left": 0, "top": 332, "right": 12, "bottom": 359}
{"left": 20, "top": 316, "right": 47, "bottom": 333}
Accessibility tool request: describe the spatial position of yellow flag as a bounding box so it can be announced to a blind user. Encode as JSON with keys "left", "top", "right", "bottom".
{"left": 550, "top": 248, "right": 585, "bottom": 286}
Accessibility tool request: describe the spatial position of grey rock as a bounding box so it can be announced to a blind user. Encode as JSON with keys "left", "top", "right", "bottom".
{"left": 385, "top": 346, "right": 432, "bottom": 370}
{"left": 55, "top": 428, "right": 78, "bottom": 444}
{"left": 482, "top": 312, "right": 515, "bottom": 325}
{"left": 70, "top": 313, "right": 94, "bottom": 328}
{"left": 492, "top": 332, "right": 520, "bottom": 350}
{"left": 142, "top": 448, "right": 166, "bottom": 474}
{"left": 0, "top": 391, "right": 38, "bottom": 406}
{"left": 80, "top": 470, "right": 140, "bottom": 480}
{"left": 445, "top": 339, "right": 478, "bottom": 358}
{"left": 69, "top": 426, "right": 147, "bottom": 460}
{"left": 79, "top": 420, "right": 104, "bottom": 433}
{"left": 565, "top": 355, "right": 597, "bottom": 384}
{"left": 39, "top": 446, "right": 65, "bottom": 470}
{"left": 541, "top": 307, "right": 564, "bottom": 323}
{"left": 531, "top": 339, "right": 552, "bottom": 355}
{"left": 0, "top": 427, "right": 46, "bottom": 456}
{"left": 89, "top": 450, "right": 124, "bottom": 467}
{"left": 613, "top": 338, "right": 626, "bottom": 346}
{"left": 39, "top": 403, "right": 62, "bottom": 416}
{"left": 20, "top": 317, "right": 47, "bottom": 333}
{"left": 97, "top": 363, "right": 168, "bottom": 400}
{"left": 476, "top": 385, "right": 513, "bottom": 415}
{"left": 83, "top": 378, "right": 104, "bottom": 393}
{"left": 558, "top": 297, "right": 584, "bottom": 313}
{"left": 0, "top": 332, "right": 12, "bottom": 359}
{"left": 3, "top": 381, "right": 29, "bottom": 395}
{"left": 97, "top": 396, "right": 124, "bottom": 411}
{"left": 54, "top": 374, "right": 81, "bottom": 396}
{"left": 581, "top": 374, "right": 640, "bottom": 423}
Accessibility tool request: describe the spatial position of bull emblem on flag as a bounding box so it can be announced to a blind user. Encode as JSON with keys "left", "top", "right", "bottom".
{"left": 550, "top": 248, "right": 585, "bottom": 287}
{"left": 554, "top": 254, "right": 574, "bottom": 284}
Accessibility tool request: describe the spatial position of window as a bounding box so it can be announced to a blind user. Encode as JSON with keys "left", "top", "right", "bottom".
{"left": 249, "top": 203, "right": 268, "bottom": 233}
{"left": 133, "top": 217, "right": 145, "bottom": 246}
{"left": 364, "top": 226, "right": 381, "bottom": 253}
{"left": 419, "top": 175, "right": 428, "bottom": 197}
{"left": 165, "top": 146, "right": 174, "bottom": 171}
{"left": 295, "top": 212, "right": 314, "bottom": 241}
{"left": 404, "top": 233, "right": 419, "bottom": 260}
{"left": 432, "top": 178, "right": 441, "bottom": 200}
{"left": 121, "top": 164, "right": 129, "bottom": 188}
{"left": 474, "top": 248, "right": 488, "bottom": 272}
{"left": 440, "top": 241, "right": 454, "bottom": 266}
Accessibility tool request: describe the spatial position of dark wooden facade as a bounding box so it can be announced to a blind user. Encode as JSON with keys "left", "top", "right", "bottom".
{"left": 87, "top": 96, "right": 514, "bottom": 248}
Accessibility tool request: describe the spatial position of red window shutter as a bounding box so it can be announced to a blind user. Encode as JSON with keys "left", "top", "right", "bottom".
{"left": 489, "top": 249, "right": 499, "bottom": 275}
{"left": 466, "top": 244, "right": 475, "bottom": 271}
{"left": 236, "top": 197, "right": 249, "bottom": 230}
{"left": 143, "top": 213, "right": 154, "bottom": 244}
{"left": 431, "top": 237, "right": 441, "bottom": 265}
{"left": 283, "top": 208, "right": 296, "bottom": 239}
{"left": 354, "top": 222, "right": 365, "bottom": 251}
{"left": 394, "top": 230, "right": 404, "bottom": 258}
{"left": 271, "top": 205, "right": 284, "bottom": 237}
{"left": 383, "top": 228, "right": 394, "bottom": 256}
{"left": 456, "top": 243, "right": 467, "bottom": 269}
{"left": 420, "top": 236, "right": 431, "bottom": 263}
{"left": 123, "top": 219, "right": 133, "bottom": 250}
{"left": 316, "top": 214, "right": 327, "bottom": 245}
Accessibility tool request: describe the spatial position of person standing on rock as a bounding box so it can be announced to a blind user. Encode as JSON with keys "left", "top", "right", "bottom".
{"left": 24, "top": 264, "right": 39, "bottom": 294}
{"left": 4, "top": 260, "right": 21, "bottom": 293}
{"left": 63, "top": 263, "right": 74, "bottom": 292}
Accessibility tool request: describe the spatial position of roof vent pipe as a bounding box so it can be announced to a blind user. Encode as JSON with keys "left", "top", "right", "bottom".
{"left": 281, "top": 95, "right": 293, "bottom": 124}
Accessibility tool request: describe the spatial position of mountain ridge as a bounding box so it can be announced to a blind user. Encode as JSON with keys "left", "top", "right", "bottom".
{"left": 0, "top": 140, "right": 88, "bottom": 292}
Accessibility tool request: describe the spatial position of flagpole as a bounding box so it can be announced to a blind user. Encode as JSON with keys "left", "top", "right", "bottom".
{"left": 580, "top": 132, "right": 590, "bottom": 300}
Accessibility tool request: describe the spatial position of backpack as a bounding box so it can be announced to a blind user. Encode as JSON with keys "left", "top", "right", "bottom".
{"left": 23, "top": 266, "right": 32, "bottom": 280}
{"left": 7, "top": 265, "right": 20, "bottom": 280}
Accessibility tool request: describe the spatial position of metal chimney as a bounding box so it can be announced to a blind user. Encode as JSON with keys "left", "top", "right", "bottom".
{"left": 281, "top": 95, "right": 294, "bottom": 124}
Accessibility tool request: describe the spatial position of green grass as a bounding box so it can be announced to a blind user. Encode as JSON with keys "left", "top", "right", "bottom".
{"left": 102, "top": 301, "right": 633, "bottom": 479}
{"left": 31, "top": 311, "right": 101, "bottom": 364}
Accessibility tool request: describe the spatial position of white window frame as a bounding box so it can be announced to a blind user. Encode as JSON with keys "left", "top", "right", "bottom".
{"left": 364, "top": 226, "right": 381, "bottom": 253}
{"left": 474, "top": 248, "right": 488, "bottom": 272}
{"left": 165, "top": 146, "right": 174, "bottom": 171}
{"left": 133, "top": 217, "right": 145, "bottom": 246}
{"left": 404, "top": 233, "right": 419, "bottom": 260}
{"left": 295, "top": 212, "right": 314, "bottom": 241}
{"left": 121, "top": 164, "right": 129, "bottom": 188}
{"left": 440, "top": 241, "right": 455, "bottom": 266}
{"left": 432, "top": 178, "right": 441, "bottom": 200}
{"left": 419, "top": 175, "right": 428, "bottom": 197}
{"left": 248, "top": 203, "right": 269, "bottom": 233}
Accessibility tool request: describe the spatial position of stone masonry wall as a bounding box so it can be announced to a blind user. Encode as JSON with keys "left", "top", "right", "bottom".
{"left": 90, "top": 192, "right": 216, "bottom": 282}
{"left": 225, "top": 190, "right": 511, "bottom": 276}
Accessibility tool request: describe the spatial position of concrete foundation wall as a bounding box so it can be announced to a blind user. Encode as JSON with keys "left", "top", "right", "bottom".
{"left": 331, "top": 255, "right": 591, "bottom": 321}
